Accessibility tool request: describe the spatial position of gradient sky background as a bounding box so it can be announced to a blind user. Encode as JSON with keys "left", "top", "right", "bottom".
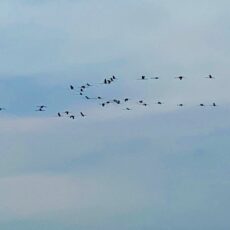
{"left": 0, "top": 0, "right": 230, "bottom": 229}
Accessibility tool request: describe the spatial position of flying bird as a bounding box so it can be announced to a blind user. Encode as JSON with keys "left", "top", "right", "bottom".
{"left": 205, "top": 74, "right": 215, "bottom": 79}
{"left": 138, "top": 76, "right": 147, "bottom": 80}
{"left": 175, "top": 76, "right": 185, "bottom": 80}
{"left": 156, "top": 101, "right": 163, "bottom": 105}
{"left": 80, "top": 112, "right": 86, "bottom": 117}
{"left": 211, "top": 102, "right": 217, "bottom": 107}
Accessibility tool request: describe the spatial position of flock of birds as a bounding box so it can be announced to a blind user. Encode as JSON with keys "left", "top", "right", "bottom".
{"left": 0, "top": 74, "right": 218, "bottom": 119}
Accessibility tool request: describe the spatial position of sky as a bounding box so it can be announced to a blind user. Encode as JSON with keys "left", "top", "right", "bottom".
{"left": 0, "top": 0, "right": 230, "bottom": 229}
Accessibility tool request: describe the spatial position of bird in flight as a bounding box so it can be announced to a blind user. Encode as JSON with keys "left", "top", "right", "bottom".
{"left": 70, "top": 85, "right": 74, "bottom": 90}
{"left": 138, "top": 76, "right": 147, "bottom": 80}
{"left": 80, "top": 112, "right": 86, "bottom": 117}
{"left": 36, "top": 105, "right": 46, "bottom": 111}
{"left": 205, "top": 74, "right": 215, "bottom": 79}
{"left": 36, "top": 107, "right": 46, "bottom": 112}
{"left": 156, "top": 101, "right": 163, "bottom": 105}
{"left": 211, "top": 102, "right": 217, "bottom": 107}
{"left": 70, "top": 115, "right": 75, "bottom": 119}
{"left": 175, "top": 76, "right": 185, "bottom": 80}
{"left": 177, "top": 104, "right": 184, "bottom": 107}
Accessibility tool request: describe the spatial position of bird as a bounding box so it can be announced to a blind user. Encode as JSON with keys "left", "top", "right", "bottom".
{"left": 85, "top": 96, "right": 91, "bottom": 100}
{"left": 211, "top": 102, "right": 217, "bottom": 107}
{"left": 124, "top": 98, "right": 129, "bottom": 102}
{"left": 177, "top": 104, "right": 184, "bottom": 107}
{"left": 104, "top": 79, "right": 107, "bottom": 84}
{"left": 57, "top": 112, "right": 61, "bottom": 117}
{"left": 150, "top": 77, "right": 159, "bottom": 80}
{"left": 80, "top": 112, "right": 86, "bottom": 117}
{"left": 0, "top": 107, "right": 6, "bottom": 111}
{"left": 199, "top": 103, "right": 205, "bottom": 107}
{"left": 36, "top": 107, "right": 46, "bottom": 112}
{"left": 112, "top": 76, "right": 116, "bottom": 80}
{"left": 175, "top": 76, "right": 185, "bottom": 80}
{"left": 70, "top": 85, "right": 74, "bottom": 90}
{"left": 156, "top": 101, "right": 163, "bottom": 105}
{"left": 64, "top": 111, "right": 70, "bottom": 115}
{"left": 138, "top": 76, "right": 147, "bottom": 80}
{"left": 70, "top": 115, "right": 75, "bottom": 119}
{"left": 205, "top": 74, "right": 215, "bottom": 79}
{"left": 36, "top": 105, "right": 46, "bottom": 111}
{"left": 123, "top": 107, "right": 132, "bottom": 110}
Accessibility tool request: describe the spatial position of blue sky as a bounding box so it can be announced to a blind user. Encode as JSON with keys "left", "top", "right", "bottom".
{"left": 0, "top": 0, "right": 230, "bottom": 229}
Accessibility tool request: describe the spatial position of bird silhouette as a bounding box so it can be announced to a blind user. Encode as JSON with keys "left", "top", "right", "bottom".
{"left": 211, "top": 102, "right": 217, "bottom": 107}
{"left": 177, "top": 104, "right": 184, "bottom": 107}
{"left": 156, "top": 101, "right": 163, "bottom": 105}
{"left": 175, "top": 76, "right": 185, "bottom": 80}
{"left": 123, "top": 107, "right": 132, "bottom": 110}
{"left": 70, "top": 115, "right": 75, "bottom": 119}
{"left": 70, "top": 85, "right": 74, "bottom": 90}
{"left": 205, "top": 74, "right": 215, "bottom": 79}
{"left": 58, "top": 112, "right": 61, "bottom": 117}
{"left": 80, "top": 112, "right": 86, "bottom": 117}
{"left": 138, "top": 76, "right": 147, "bottom": 80}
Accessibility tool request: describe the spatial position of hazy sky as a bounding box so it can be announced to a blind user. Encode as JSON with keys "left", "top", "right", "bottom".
{"left": 0, "top": 0, "right": 230, "bottom": 229}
